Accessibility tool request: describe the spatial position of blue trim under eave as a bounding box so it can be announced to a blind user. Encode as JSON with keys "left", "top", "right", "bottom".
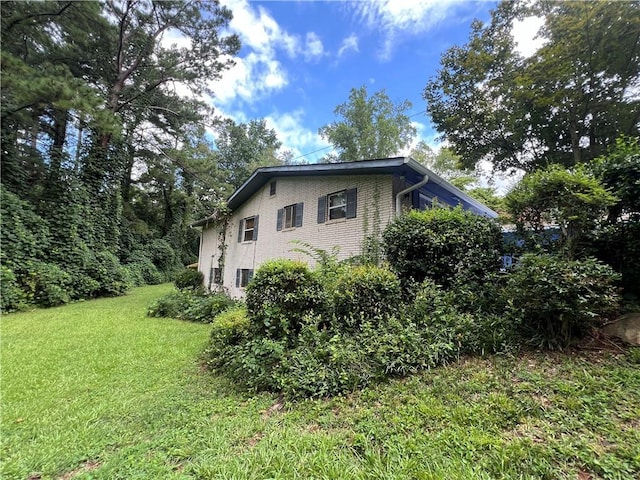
{"left": 198, "top": 157, "right": 498, "bottom": 224}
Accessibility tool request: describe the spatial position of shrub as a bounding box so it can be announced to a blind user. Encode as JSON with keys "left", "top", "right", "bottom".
{"left": 209, "top": 306, "right": 250, "bottom": 348}
{"left": 18, "top": 261, "right": 71, "bottom": 307}
{"left": 174, "top": 268, "right": 204, "bottom": 292}
{"left": 147, "top": 289, "right": 235, "bottom": 323}
{"left": 182, "top": 293, "right": 235, "bottom": 323}
{"left": 245, "top": 259, "right": 326, "bottom": 342}
{"left": 125, "top": 252, "right": 164, "bottom": 285}
{"left": 504, "top": 254, "right": 620, "bottom": 349}
{"left": 147, "top": 291, "right": 192, "bottom": 319}
{"left": 86, "top": 250, "right": 131, "bottom": 297}
{"left": 0, "top": 265, "right": 28, "bottom": 312}
{"left": 383, "top": 207, "right": 503, "bottom": 290}
{"left": 333, "top": 265, "right": 401, "bottom": 329}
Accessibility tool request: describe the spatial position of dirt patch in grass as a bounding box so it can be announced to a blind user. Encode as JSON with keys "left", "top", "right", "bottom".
{"left": 57, "top": 460, "right": 101, "bottom": 480}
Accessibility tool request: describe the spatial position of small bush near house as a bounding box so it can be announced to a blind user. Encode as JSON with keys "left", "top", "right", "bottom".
{"left": 174, "top": 268, "right": 204, "bottom": 292}
{"left": 383, "top": 206, "right": 503, "bottom": 291}
{"left": 147, "top": 289, "right": 236, "bottom": 323}
{"left": 504, "top": 254, "right": 620, "bottom": 349}
{"left": 332, "top": 264, "right": 401, "bottom": 330}
{"left": 245, "top": 259, "right": 326, "bottom": 342}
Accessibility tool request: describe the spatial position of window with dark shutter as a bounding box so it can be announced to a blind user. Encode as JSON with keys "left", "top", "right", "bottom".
{"left": 270, "top": 181, "right": 276, "bottom": 196}
{"left": 328, "top": 190, "right": 347, "bottom": 220}
{"left": 280, "top": 203, "right": 304, "bottom": 230}
{"left": 317, "top": 196, "right": 326, "bottom": 224}
{"left": 240, "top": 215, "right": 258, "bottom": 242}
{"left": 346, "top": 188, "right": 357, "bottom": 218}
{"left": 295, "top": 202, "right": 303, "bottom": 227}
{"left": 237, "top": 268, "right": 253, "bottom": 287}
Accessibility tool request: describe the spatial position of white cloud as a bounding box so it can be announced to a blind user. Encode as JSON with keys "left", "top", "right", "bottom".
{"left": 351, "top": 0, "right": 459, "bottom": 60}
{"left": 511, "top": 16, "right": 546, "bottom": 58}
{"left": 304, "top": 32, "right": 325, "bottom": 61}
{"left": 264, "top": 110, "right": 332, "bottom": 162}
{"left": 337, "top": 34, "right": 359, "bottom": 58}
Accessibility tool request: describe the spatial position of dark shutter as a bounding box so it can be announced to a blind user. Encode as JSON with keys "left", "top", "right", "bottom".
{"left": 248, "top": 269, "right": 254, "bottom": 283}
{"left": 235, "top": 268, "right": 241, "bottom": 288}
{"left": 252, "top": 215, "right": 259, "bottom": 241}
{"left": 276, "top": 208, "right": 283, "bottom": 231}
{"left": 237, "top": 219, "right": 243, "bottom": 243}
{"left": 295, "top": 202, "right": 304, "bottom": 228}
{"left": 346, "top": 188, "right": 357, "bottom": 218}
{"left": 317, "top": 196, "right": 326, "bottom": 224}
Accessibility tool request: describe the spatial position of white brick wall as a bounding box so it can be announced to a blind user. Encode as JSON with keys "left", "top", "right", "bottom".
{"left": 197, "top": 174, "right": 397, "bottom": 298}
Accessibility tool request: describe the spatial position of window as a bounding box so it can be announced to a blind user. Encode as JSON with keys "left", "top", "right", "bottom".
{"left": 277, "top": 202, "right": 304, "bottom": 230}
{"left": 238, "top": 215, "right": 259, "bottom": 242}
{"left": 328, "top": 191, "right": 346, "bottom": 220}
{"left": 213, "top": 268, "right": 222, "bottom": 284}
{"left": 236, "top": 268, "right": 254, "bottom": 288}
{"left": 317, "top": 188, "right": 357, "bottom": 223}
{"left": 270, "top": 181, "right": 277, "bottom": 196}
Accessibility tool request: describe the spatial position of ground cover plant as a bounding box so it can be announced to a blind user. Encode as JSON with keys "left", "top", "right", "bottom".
{"left": 2, "top": 284, "right": 639, "bottom": 479}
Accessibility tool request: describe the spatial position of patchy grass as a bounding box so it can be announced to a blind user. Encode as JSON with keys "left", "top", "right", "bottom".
{"left": 2, "top": 285, "right": 639, "bottom": 479}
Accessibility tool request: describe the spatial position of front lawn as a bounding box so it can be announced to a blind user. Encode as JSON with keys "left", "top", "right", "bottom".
{"left": 1, "top": 284, "right": 639, "bottom": 479}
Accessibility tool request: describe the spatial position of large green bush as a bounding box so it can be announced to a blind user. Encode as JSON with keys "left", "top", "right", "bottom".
{"left": 504, "top": 254, "right": 620, "bottom": 349}
{"left": 18, "top": 261, "right": 71, "bottom": 307}
{"left": 245, "top": 259, "right": 326, "bottom": 342}
{"left": 86, "top": 250, "right": 131, "bottom": 297}
{"left": 333, "top": 264, "right": 401, "bottom": 329}
{"left": 174, "top": 268, "right": 204, "bottom": 292}
{"left": 383, "top": 207, "right": 503, "bottom": 289}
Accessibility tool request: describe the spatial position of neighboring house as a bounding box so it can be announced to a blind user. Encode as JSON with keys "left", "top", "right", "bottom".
{"left": 192, "top": 157, "right": 498, "bottom": 298}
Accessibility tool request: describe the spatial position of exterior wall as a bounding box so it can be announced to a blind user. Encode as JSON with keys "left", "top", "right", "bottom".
{"left": 200, "top": 174, "right": 396, "bottom": 298}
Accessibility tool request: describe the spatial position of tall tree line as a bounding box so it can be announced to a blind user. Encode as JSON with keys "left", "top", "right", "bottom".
{"left": 0, "top": 1, "right": 284, "bottom": 310}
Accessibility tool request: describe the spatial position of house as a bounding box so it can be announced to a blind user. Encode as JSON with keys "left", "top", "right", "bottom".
{"left": 192, "top": 157, "right": 498, "bottom": 297}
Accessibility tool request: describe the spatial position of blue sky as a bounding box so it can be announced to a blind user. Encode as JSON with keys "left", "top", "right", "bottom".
{"left": 164, "top": 0, "right": 542, "bottom": 188}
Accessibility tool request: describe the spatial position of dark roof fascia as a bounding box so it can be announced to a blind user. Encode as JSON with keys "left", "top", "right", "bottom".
{"left": 404, "top": 158, "right": 499, "bottom": 218}
{"left": 223, "top": 156, "right": 498, "bottom": 218}
{"left": 227, "top": 157, "right": 410, "bottom": 210}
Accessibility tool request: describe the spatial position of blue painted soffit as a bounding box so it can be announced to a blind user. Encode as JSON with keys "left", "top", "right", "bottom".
{"left": 192, "top": 157, "right": 498, "bottom": 227}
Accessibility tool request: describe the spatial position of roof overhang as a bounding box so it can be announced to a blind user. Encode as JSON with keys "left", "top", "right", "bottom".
{"left": 191, "top": 157, "right": 498, "bottom": 228}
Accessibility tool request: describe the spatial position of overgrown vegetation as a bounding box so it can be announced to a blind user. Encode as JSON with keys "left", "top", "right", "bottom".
{"left": 3, "top": 285, "right": 638, "bottom": 479}
{"left": 202, "top": 201, "right": 627, "bottom": 398}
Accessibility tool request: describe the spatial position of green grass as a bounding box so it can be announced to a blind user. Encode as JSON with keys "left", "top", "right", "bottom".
{"left": 2, "top": 284, "right": 639, "bottom": 479}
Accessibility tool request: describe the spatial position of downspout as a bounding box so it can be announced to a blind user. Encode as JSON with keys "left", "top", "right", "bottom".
{"left": 395, "top": 174, "right": 429, "bottom": 216}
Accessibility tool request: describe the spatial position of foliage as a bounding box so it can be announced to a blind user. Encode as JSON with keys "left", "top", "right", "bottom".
{"left": 147, "top": 289, "right": 236, "bottom": 323}
{"left": 424, "top": 0, "right": 640, "bottom": 172}
{"left": 332, "top": 265, "right": 401, "bottom": 329}
{"left": 0, "top": 0, "right": 242, "bottom": 309}
{"left": 319, "top": 85, "right": 416, "bottom": 162}
{"left": 590, "top": 136, "right": 640, "bottom": 223}
{"left": 506, "top": 164, "right": 617, "bottom": 258}
{"left": 383, "top": 207, "right": 503, "bottom": 289}
{"left": 504, "top": 254, "right": 620, "bottom": 349}
{"left": 213, "top": 118, "right": 283, "bottom": 190}
{"left": 18, "top": 261, "right": 72, "bottom": 308}
{"left": 174, "top": 268, "right": 204, "bottom": 292}
{"left": 4, "top": 288, "right": 639, "bottom": 479}
{"left": 591, "top": 222, "right": 640, "bottom": 297}
{"left": 245, "top": 259, "right": 327, "bottom": 342}
{"left": 0, "top": 265, "right": 28, "bottom": 313}
{"left": 86, "top": 251, "right": 131, "bottom": 297}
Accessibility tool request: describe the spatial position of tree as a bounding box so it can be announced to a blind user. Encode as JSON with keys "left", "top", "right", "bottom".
{"left": 410, "top": 142, "right": 476, "bottom": 188}
{"left": 319, "top": 85, "right": 416, "bottom": 162}
{"left": 506, "top": 165, "right": 617, "bottom": 259}
{"left": 214, "top": 118, "right": 283, "bottom": 189}
{"left": 424, "top": 0, "right": 640, "bottom": 172}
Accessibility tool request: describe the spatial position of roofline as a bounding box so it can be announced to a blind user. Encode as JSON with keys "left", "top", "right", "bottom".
{"left": 191, "top": 156, "right": 498, "bottom": 227}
